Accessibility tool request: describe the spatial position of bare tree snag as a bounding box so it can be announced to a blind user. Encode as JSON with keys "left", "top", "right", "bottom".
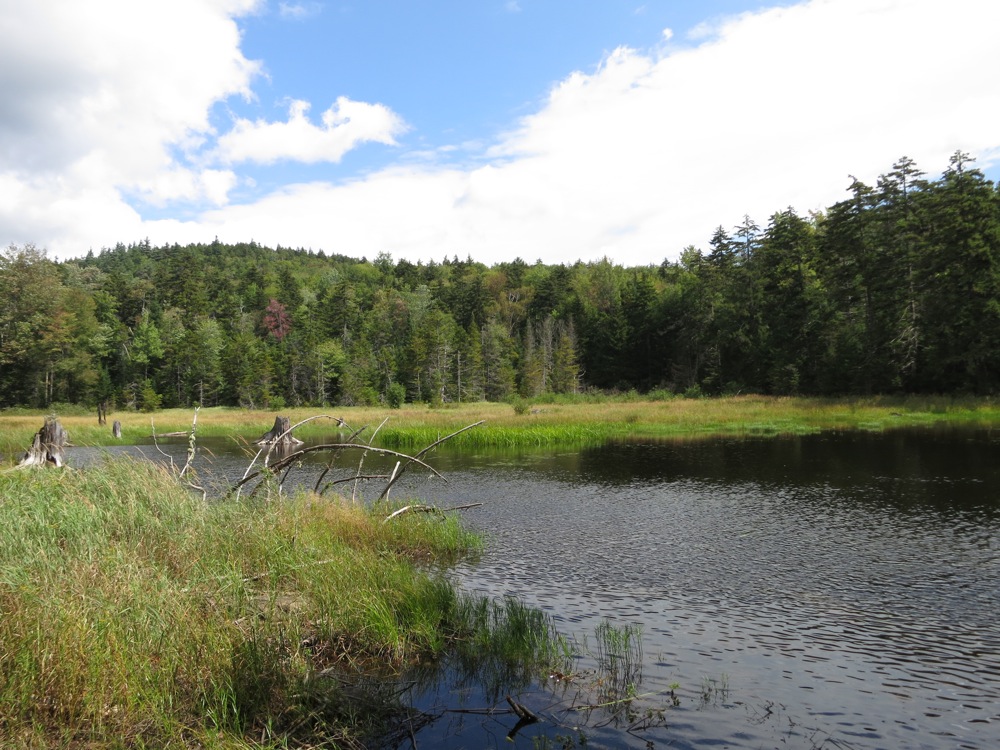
{"left": 19, "top": 418, "right": 69, "bottom": 468}
{"left": 97, "top": 401, "right": 107, "bottom": 426}
{"left": 255, "top": 416, "right": 305, "bottom": 447}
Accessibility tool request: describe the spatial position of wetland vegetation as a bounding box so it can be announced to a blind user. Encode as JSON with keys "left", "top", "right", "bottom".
{"left": 0, "top": 456, "right": 578, "bottom": 748}
{"left": 3, "top": 399, "right": 999, "bottom": 748}
{"left": 3, "top": 393, "right": 999, "bottom": 458}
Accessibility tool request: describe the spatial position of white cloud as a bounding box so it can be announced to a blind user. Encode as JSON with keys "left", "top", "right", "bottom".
{"left": 214, "top": 97, "right": 407, "bottom": 165}
{"left": 0, "top": 0, "right": 261, "bottom": 250}
{"left": 4, "top": 0, "right": 1000, "bottom": 265}
{"left": 278, "top": 1, "right": 321, "bottom": 20}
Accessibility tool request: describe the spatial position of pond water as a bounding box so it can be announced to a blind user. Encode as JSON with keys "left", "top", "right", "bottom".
{"left": 65, "top": 426, "right": 1000, "bottom": 749}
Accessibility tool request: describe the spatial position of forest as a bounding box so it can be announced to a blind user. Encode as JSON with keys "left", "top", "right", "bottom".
{"left": 2, "top": 151, "right": 999, "bottom": 411}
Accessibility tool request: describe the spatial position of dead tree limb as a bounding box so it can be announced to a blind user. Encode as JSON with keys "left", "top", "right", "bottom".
{"left": 383, "top": 502, "right": 483, "bottom": 523}
{"left": 376, "top": 421, "right": 484, "bottom": 501}
{"left": 233, "top": 415, "right": 484, "bottom": 504}
{"left": 179, "top": 407, "right": 199, "bottom": 479}
{"left": 313, "top": 423, "right": 369, "bottom": 494}
{"left": 236, "top": 414, "right": 346, "bottom": 500}
{"left": 234, "top": 443, "right": 446, "bottom": 497}
{"left": 353, "top": 417, "right": 389, "bottom": 503}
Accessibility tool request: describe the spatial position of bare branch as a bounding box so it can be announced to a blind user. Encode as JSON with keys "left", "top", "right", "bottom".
{"left": 382, "top": 502, "right": 483, "bottom": 523}
{"left": 376, "top": 421, "right": 484, "bottom": 501}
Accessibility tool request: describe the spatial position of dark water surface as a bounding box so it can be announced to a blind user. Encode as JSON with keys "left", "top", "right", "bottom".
{"left": 68, "top": 426, "right": 1000, "bottom": 749}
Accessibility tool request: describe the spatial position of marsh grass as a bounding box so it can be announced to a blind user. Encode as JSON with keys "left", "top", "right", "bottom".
{"left": 4, "top": 395, "right": 999, "bottom": 459}
{"left": 592, "top": 620, "right": 643, "bottom": 705}
{"left": 442, "top": 596, "right": 574, "bottom": 702}
{"left": 0, "top": 458, "right": 552, "bottom": 748}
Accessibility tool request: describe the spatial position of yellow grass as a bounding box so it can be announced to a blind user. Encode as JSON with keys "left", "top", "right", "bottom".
{"left": 3, "top": 394, "right": 999, "bottom": 460}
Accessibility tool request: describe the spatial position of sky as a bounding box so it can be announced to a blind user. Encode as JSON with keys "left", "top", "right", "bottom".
{"left": 2, "top": 0, "right": 1000, "bottom": 267}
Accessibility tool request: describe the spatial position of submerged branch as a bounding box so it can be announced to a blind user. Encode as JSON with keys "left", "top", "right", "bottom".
{"left": 383, "top": 502, "right": 484, "bottom": 523}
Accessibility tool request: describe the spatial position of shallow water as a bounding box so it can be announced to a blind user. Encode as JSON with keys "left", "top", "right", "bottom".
{"left": 66, "top": 426, "right": 1000, "bottom": 748}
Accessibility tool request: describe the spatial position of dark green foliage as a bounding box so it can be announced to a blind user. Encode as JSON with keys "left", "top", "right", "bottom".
{"left": 3, "top": 152, "right": 1000, "bottom": 410}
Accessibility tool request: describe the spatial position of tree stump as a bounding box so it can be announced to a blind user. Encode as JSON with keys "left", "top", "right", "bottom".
{"left": 19, "top": 418, "right": 69, "bottom": 468}
{"left": 255, "top": 416, "right": 304, "bottom": 446}
{"left": 112, "top": 420, "right": 122, "bottom": 439}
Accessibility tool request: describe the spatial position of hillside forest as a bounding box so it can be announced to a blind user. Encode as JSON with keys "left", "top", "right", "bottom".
{"left": 2, "top": 152, "right": 999, "bottom": 411}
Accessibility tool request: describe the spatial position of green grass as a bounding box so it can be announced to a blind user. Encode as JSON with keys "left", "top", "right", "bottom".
{"left": 4, "top": 394, "right": 1000, "bottom": 458}
{"left": 0, "top": 458, "right": 559, "bottom": 748}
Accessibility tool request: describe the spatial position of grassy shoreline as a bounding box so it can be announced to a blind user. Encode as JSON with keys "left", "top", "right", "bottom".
{"left": 0, "top": 458, "right": 567, "bottom": 748}
{"left": 3, "top": 395, "right": 1000, "bottom": 459}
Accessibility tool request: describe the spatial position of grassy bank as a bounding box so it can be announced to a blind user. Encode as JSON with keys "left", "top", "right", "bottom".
{"left": 0, "top": 459, "right": 563, "bottom": 748}
{"left": 4, "top": 394, "right": 1000, "bottom": 458}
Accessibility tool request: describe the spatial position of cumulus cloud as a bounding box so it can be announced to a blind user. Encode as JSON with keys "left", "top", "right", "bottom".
{"left": 214, "top": 97, "right": 408, "bottom": 165}
{"left": 4, "top": 0, "right": 1000, "bottom": 264}
{"left": 181, "top": 0, "right": 1000, "bottom": 267}
{"left": 0, "top": 0, "right": 262, "bottom": 249}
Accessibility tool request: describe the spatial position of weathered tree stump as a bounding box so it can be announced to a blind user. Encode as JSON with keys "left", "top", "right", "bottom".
{"left": 112, "top": 420, "right": 122, "bottom": 439}
{"left": 19, "top": 418, "right": 69, "bottom": 468}
{"left": 255, "top": 416, "right": 304, "bottom": 446}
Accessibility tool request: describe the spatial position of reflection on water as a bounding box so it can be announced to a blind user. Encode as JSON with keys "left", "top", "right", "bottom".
{"left": 66, "top": 427, "right": 1000, "bottom": 748}
{"left": 431, "top": 427, "right": 1000, "bottom": 749}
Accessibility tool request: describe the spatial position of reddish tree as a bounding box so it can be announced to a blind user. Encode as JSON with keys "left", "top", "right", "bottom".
{"left": 263, "top": 298, "right": 292, "bottom": 341}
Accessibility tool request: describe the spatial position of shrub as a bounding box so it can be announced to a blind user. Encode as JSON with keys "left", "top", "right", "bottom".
{"left": 386, "top": 382, "right": 406, "bottom": 409}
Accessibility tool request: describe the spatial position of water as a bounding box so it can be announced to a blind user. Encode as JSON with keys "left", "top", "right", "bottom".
{"left": 66, "top": 426, "right": 1000, "bottom": 748}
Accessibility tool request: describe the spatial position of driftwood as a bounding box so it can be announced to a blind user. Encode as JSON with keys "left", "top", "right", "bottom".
{"left": 382, "top": 502, "right": 483, "bottom": 523}
{"left": 233, "top": 415, "right": 484, "bottom": 503}
{"left": 19, "top": 418, "right": 69, "bottom": 467}
{"left": 255, "top": 416, "right": 304, "bottom": 446}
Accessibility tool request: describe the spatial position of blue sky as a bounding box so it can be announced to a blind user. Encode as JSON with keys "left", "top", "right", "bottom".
{"left": 2, "top": 0, "right": 999, "bottom": 265}
{"left": 228, "top": 1, "right": 776, "bottom": 184}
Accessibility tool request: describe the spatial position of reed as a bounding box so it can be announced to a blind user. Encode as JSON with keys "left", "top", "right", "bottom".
{"left": 0, "top": 458, "right": 553, "bottom": 748}
{"left": 3, "top": 394, "right": 1000, "bottom": 458}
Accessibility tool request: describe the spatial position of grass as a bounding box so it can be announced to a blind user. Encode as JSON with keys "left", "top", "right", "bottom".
{"left": 0, "top": 458, "right": 563, "bottom": 748}
{"left": 4, "top": 394, "right": 1000, "bottom": 458}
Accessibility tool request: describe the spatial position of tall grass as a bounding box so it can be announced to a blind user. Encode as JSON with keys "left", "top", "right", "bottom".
{"left": 0, "top": 459, "right": 555, "bottom": 748}
{"left": 4, "top": 395, "right": 1000, "bottom": 458}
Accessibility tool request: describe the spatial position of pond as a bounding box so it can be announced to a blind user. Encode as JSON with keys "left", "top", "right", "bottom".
{"left": 66, "top": 425, "right": 1000, "bottom": 749}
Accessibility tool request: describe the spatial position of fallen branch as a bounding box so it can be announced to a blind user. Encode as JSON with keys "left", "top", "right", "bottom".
{"left": 376, "top": 421, "right": 484, "bottom": 501}
{"left": 234, "top": 443, "right": 445, "bottom": 498}
{"left": 383, "top": 502, "right": 483, "bottom": 523}
{"left": 506, "top": 695, "right": 540, "bottom": 722}
{"left": 236, "top": 414, "right": 347, "bottom": 500}
{"left": 232, "top": 415, "right": 485, "bottom": 504}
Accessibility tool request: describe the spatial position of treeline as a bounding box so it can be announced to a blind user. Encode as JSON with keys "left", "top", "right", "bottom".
{"left": 2, "top": 151, "right": 999, "bottom": 411}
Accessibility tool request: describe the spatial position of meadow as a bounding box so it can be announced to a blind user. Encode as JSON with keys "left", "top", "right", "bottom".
{"left": 3, "top": 394, "right": 999, "bottom": 460}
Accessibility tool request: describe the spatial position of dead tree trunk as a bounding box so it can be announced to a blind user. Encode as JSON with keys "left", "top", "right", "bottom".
{"left": 112, "top": 420, "right": 122, "bottom": 439}
{"left": 97, "top": 401, "right": 107, "bottom": 426}
{"left": 19, "top": 418, "right": 69, "bottom": 468}
{"left": 255, "top": 416, "right": 304, "bottom": 446}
